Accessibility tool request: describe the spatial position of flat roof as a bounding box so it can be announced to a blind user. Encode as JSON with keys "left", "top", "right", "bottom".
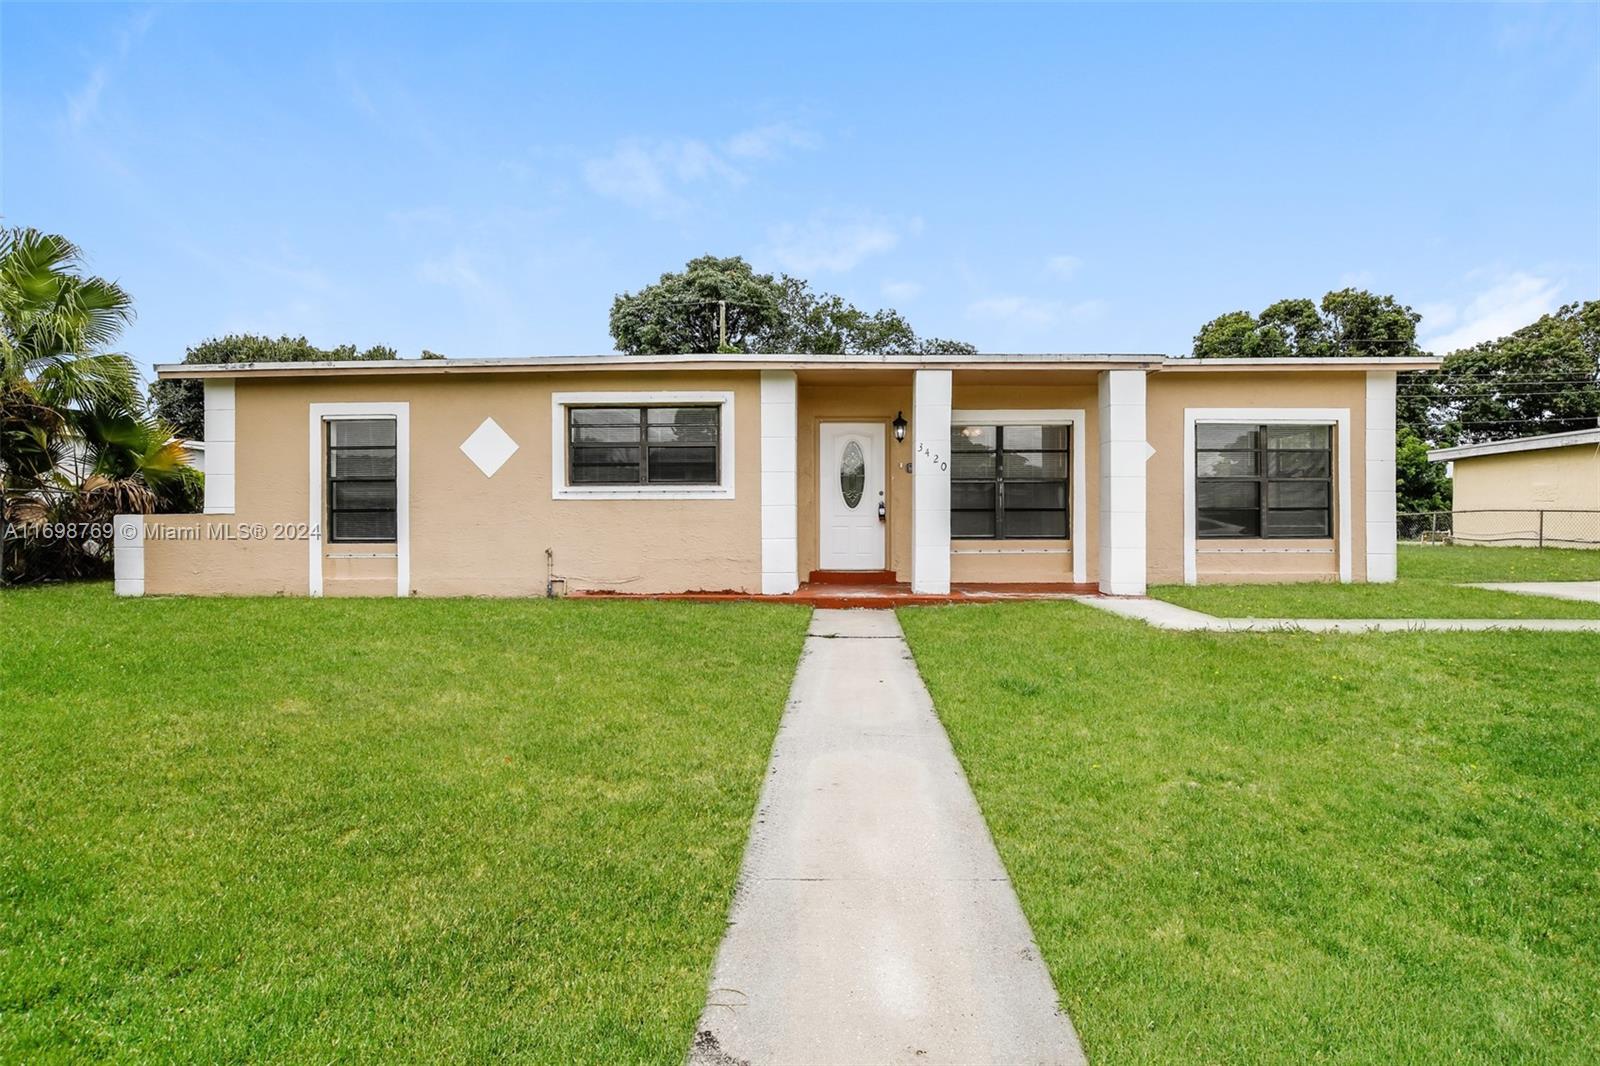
{"left": 1428, "top": 427, "right": 1600, "bottom": 463}
{"left": 153, "top": 352, "right": 1440, "bottom": 380}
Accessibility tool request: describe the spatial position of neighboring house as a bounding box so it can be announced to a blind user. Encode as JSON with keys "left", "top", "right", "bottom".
{"left": 179, "top": 439, "right": 205, "bottom": 474}
{"left": 113, "top": 352, "right": 1436, "bottom": 598}
{"left": 1428, "top": 428, "right": 1600, "bottom": 548}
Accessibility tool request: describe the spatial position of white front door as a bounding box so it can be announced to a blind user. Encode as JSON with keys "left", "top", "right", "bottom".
{"left": 819, "top": 422, "right": 886, "bottom": 571}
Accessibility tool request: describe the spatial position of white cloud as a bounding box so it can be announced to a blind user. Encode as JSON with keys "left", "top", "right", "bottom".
{"left": 767, "top": 212, "right": 903, "bottom": 273}
{"left": 582, "top": 122, "right": 815, "bottom": 214}
{"left": 64, "top": 7, "right": 157, "bottom": 130}
{"left": 966, "top": 296, "right": 1106, "bottom": 328}
{"left": 881, "top": 280, "right": 923, "bottom": 303}
{"left": 724, "top": 122, "right": 819, "bottom": 160}
{"left": 1419, "top": 272, "right": 1563, "bottom": 354}
{"left": 67, "top": 68, "right": 109, "bottom": 130}
{"left": 1046, "top": 254, "right": 1083, "bottom": 280}
{"left": 582, "top": 137, "right": 742, "bottom": 213}
{"left": 417, "top": 248, "right": 490, "bottom": 294}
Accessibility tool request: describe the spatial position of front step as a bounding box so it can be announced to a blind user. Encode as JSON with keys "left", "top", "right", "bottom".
{"left": 807, "top": 569, "right": 899, "bottom": 585}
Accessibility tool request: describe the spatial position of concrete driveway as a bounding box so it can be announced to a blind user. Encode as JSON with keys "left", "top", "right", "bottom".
{"left": 689, "top": 609, "right": 1083, "bottom": 1066}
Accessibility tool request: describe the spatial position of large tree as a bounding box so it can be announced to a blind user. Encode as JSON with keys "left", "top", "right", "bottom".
{"left": 1, "top": 227, "right": 193, "bottom": 583}
{"left": 151, "top": 334, "right": 398, "bottom": 439}
{"left": 609, "top": 255, "right": 974, "bottom": 356}
{"left": 1427, "top": 300, "right": 1599, "bottom": 444}
{"left": 1192, "top": 289, "right": 1423, "bottom": 361}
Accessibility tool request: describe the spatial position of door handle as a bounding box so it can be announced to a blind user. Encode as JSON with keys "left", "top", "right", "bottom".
{"left": 877, "top": 500, "right": 886, "bottom": 522}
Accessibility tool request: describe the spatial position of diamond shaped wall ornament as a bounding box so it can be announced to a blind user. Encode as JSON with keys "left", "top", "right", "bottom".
{"left": 460, "top": 417, "right": 518, "bottom": 477}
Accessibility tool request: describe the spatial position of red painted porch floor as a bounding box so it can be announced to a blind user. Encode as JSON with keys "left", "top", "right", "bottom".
{"left": 569, "top": 581, "right": 1100, "bottom": 609}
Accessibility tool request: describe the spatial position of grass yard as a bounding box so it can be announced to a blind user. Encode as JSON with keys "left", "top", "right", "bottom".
{"left": 1153, "top": 544, "right": 1600, "bottom": 619}
{"left": 900, "top": 602, "right": 1600, "bottom": 1065}
{"left": 1, "top": 583, "right": 810, "bottom": 1063}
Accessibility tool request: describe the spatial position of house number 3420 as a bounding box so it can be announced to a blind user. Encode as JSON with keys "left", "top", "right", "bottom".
{"left": 916, "top": 442, "right": 948, "bottom": 471}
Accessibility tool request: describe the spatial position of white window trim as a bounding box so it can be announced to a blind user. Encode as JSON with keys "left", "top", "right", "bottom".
{"left": 1183, "top": 407, "right": 1351, "bottom": 585}
{"left": 308, "top": 402, "right": 410, "bottom": 597}
{"left": 551, "top": 390, "right": 736, "bottom": 500}
{"left": 951, "top": 408, "right": 1087, "bottom": 584}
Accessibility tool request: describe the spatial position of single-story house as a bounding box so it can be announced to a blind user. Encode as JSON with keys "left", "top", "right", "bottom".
{"left": 1428, "top": 427, "right": 1600, "bottom": 548}
{"left": 113, "top": 352, "right": 1436, "bottom": 598}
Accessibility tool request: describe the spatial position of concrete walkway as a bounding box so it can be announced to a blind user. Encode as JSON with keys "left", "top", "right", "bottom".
{"left": 1077, "top": 595, "right": 1600, "bottom": 633}
{"left": 690, "top": 609, "right": 1084, "bottom": 1066}
{"left": 1464, "top": 580, "right": 1600, "bottom": 604}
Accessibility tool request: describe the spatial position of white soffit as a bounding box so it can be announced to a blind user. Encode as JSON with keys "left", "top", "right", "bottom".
{"left": 461, "top": 417, "right": 519, "bottom": 477}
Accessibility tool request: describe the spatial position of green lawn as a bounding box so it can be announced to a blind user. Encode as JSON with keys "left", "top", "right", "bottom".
{"left": 1153, "top": 545, "right": 1600, "bottom": 619}
{"left": 900, "top": 602, "right": 1600, "bottom": 1065}
{"left": 1, "top": 584, "right": 810, "bottom": 1063}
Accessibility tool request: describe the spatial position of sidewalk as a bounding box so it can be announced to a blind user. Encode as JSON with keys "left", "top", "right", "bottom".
{"left": 1078, "top": 595, "right": 1600, "bottom": 633}
{"left": 689, "top": 609, "right": 1084, "bottom": 1066}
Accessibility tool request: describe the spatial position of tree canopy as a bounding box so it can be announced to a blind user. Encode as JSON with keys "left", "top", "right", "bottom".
{"left": 1192, "top": 289, "right": 1423, "bottom": 360}
{"left": 1, "top": 227, "right": 195, "bottom": 583}
{"left": 609, "top": 255, "right": 974, "bottom": 356}
{"left": 1423, "top": 300, "right": 1599, "bottom": 444}
{"left": 151, "top": 334, "right": 399, "bottom": 439}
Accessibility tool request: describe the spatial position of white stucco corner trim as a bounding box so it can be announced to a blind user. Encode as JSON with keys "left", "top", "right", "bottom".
{"left": 759, "top": 372, "right": 798, "bottom": 595}
{"left": 912, "top": 370, "right": 953, "bottom": 594}
{"left": 113, "top": 513, "right": 145, "bottom": 597}
{"left": 308, "top": 402, "right": 410, "bottom": 598}
{"left": 1365, "top": 372, "right": 1398, "bottom": 583}
{"left": 1183, "top": 407, "right": 1352, "bottom": 586}
{"left": 203, "top": 379, "right": 236, "bottom": 514}
{"left": 1097, "top": 370, "right": 1148, "bottom": 595}
{"left": 549, "top": 390, "right": 736, "bottom": 500}
{"left": 952, "top": 408, "right": 1087, "bottom": 585}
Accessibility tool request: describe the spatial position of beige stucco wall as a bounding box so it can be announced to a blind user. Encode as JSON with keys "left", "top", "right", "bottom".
{"left": 143, "top": 371, "right": 763, "bottom": 596}
{"left": 1450, "top": 443, "right": 1600, "bottom": 547}
{"left": 1146, "top": 371, "right": 1368, "bottom": 585}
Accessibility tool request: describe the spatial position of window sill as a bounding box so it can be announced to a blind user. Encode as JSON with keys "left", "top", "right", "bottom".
{"left": 553, "top": 485, "right": 735, "bottom": 501}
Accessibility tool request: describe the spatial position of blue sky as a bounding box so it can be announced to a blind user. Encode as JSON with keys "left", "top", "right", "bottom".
{"left": 4, "top": 2, "right": 1597, "bottom": 379}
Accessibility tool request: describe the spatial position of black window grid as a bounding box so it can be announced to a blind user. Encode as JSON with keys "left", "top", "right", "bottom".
{"left": 326, "top": 419, "right": 397, "bottom": 544}
{"left": 951, "top": 425, "right": 1070, "bottom": 540}
{"left": 1196, "top": 424, "right": 1333, "bottom": 539}
{"left": 567, "top": 405, "right": 721, "bottom": 486}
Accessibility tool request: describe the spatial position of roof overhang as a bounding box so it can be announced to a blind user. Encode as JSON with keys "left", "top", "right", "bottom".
{"left": 154, "top": 352, "right": 1440, "bottom": 380}
{"left": 1428, "top": 427, "right": 1600, "bottom": 463}
{"left": 1155, "top": 356, "right": 1441, "bottom": 373}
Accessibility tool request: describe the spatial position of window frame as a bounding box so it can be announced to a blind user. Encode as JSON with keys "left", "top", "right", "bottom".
{"left": 551, "top": 391, "right": 736, "bottom": 500}
{"left": 1194, "top": 421, "right": 1334, "bottom": 540}
{"left": 950, "top": 423, "right": 1072, "bottom": 541}
{"left": 325, "top": 417, "right": 399, "bottom": 544}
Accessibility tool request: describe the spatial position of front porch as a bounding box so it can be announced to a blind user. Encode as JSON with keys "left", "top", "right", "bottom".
{"left": 760, "top": 361, "right": 1156, "bottom": 598}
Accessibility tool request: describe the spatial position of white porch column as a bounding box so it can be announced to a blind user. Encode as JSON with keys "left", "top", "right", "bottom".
{"left": 912, "top": 370, "right": 952, "bottom": 594}
{"left": 1097, "top": 370, "right": 1148, "bottom": 595}
{"left": 203, "top": 379, "right": 236, "bottom": 514}
{"left": 1365, "top": 371, "right": 1398, "bottom": 583}
{"left": 759, "top": 371, "right": 799, "bottom": 594}
{"left": 113, "top": 514, "right": 145, "bottom": 597}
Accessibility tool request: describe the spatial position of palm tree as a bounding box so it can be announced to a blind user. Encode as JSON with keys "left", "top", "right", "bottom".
{"left": 1, "top": 227, "right": 191, "bottom": 583}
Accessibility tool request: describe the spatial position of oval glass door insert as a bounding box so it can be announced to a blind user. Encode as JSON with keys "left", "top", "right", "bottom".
{"left": 839, "top": 440, "right": 865, "bottom": 508}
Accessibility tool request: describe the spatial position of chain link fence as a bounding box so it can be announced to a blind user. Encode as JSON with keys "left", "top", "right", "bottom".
{"left": 1399, "top": 509, "right": 1600, "bottom": 548}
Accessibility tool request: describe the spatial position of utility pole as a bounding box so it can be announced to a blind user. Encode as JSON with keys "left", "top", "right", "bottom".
{"left": 717, "top": 300, "right": 727, "bottom": 350}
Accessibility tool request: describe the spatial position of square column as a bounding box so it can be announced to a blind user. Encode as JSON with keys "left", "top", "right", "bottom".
{"left": 203, "top": 379, "right": 236, "bottom": 514}
{"left": 912, "top": 370, "right": 952, "bottom": 594}
{"left": 1097, "top": 370, "right": 1148, "bottom": 595}
{"left": 1365, "top": 371, "right": 1398, "bottom": 582}
{"left": 759, "top": 371, "right": 799, "bottom": 594}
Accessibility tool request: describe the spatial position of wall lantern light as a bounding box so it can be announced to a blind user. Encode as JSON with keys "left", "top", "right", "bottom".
{"left": 892, "top": 411, "right": 907, "bottom": 443}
